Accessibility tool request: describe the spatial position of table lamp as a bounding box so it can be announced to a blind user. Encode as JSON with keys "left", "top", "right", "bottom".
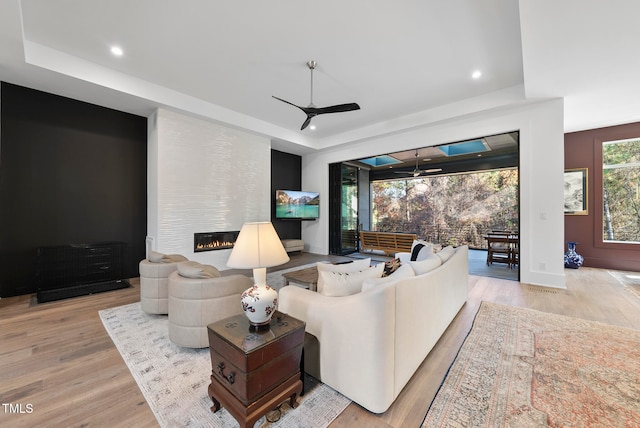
{"left": 227, "top": 221, "right": 290, "bottom": 327}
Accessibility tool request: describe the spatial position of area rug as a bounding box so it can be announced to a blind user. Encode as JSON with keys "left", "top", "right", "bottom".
{"left": 609, "top": 270, "right": 640, "bottom": 301}
{"left": 99, "top": 300, "right": 350, "bottom": 428}
{"left": 422, "top": 301, "right": 640, "bottom": 427}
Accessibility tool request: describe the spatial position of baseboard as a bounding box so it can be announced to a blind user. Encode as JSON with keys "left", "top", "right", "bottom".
{"left": 37, "top": 279, "right": 131, "bottom": 303}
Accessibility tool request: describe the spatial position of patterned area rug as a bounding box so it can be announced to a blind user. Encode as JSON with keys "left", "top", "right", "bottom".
{"left": 609, "top": 270, "right": 640, "bottom": 301}
{"left": 422, "top": 302, "right": 640, "bottom": 427}
{"left": 99, "top": 299, "right": 350, "bottom": 427}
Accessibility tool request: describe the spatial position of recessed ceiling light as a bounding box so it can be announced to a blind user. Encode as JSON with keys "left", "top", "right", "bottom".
{"left": 309, "top": 125, "right": 316, "bottom": 130}
{"left": 110, "top": 46, "right": 124, "bottom": 57}
{"left": 472, "top": 70, "right": 482, "bottom": 79}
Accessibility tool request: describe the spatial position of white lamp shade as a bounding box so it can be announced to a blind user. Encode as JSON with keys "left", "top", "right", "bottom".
{"left": 227, "top": 222, "right": 290, "bottom": 269}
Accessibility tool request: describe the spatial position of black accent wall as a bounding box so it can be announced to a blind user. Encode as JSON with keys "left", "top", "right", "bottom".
{"left": 271, "top": 149, "right": 302, "bottom": 240}
{"left": 0, "top": 82, "right": 147, "bottom": 297}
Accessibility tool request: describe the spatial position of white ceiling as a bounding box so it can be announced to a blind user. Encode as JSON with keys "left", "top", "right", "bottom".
{"left": 1, "top": 1, "right": 639, "bottom": 156}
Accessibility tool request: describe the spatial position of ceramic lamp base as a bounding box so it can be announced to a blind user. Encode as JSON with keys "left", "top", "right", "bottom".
{"left": 240, "top": 281, "right": 278, "bottom": 327}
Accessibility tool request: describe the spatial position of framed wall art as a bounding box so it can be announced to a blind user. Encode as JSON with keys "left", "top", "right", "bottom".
{"left": 564, "top": 168, "right": 588, "bottom": 215}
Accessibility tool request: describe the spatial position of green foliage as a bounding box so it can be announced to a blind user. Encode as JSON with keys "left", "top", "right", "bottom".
{"left": 371, "top": 169, "right": 519, "bottom": 248}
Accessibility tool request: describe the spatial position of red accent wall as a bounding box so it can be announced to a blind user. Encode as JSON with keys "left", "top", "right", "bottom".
{"left": 565, "top": 122, "right": 640, "bottom": 271}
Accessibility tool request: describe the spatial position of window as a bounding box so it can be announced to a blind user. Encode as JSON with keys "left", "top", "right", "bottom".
{"left": 602, "top": 137, "right": 640, "bottom": 243}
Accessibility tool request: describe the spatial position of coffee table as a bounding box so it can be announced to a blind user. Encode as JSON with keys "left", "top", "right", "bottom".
{"left": 281, "top": 266, "right": 318, "bottom": 292}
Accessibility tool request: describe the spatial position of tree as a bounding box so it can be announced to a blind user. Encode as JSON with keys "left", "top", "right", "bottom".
{"left": 602, "top": 139, "right": 640, "bottom": 242}
{"left": 371, "top": 168, "right": 519, "bottom": 248}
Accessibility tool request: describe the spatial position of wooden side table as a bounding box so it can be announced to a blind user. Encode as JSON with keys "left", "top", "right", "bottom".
{"left": 207, "top": 312, "right": 305, "bottom": 428}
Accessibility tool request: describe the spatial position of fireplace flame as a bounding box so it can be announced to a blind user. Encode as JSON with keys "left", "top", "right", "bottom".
{"left": 195, "top": 240, "right": 235, "bottom": 250}
{"left": 194, "top": 231, "right": 240, "bottom": 252}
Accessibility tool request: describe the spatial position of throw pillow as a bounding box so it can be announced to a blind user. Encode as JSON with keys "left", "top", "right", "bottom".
{"left": 164, "top": 254, "right": 188, "bottom": 263}
{"left": 409, "top": 253, "right": 442, "bottom": 275}
{"left": 436, "top": 245, "right": 456, "bottom": 263}
{"left": 148, "top": 250, "right": 166, "bottom": 263}
{"left": 148, "top": 251, "right": 187, "bottom": 263}
{"left": 318, "top": 263, "right": 385, "bottom": 296}
{"left": 409, "top": 240, "right": 434, "bottom": 261}
{"left": 361, "top": 263, "right": 416, "bottom": 292}
{"left": 382, "top": 258, "right": 401, "bottom": 277}
{"left": 177, "top": 261, "right": 221, "bottom": 278}
{"left": 317, "top": 257, "right": 371, "bottom": 273}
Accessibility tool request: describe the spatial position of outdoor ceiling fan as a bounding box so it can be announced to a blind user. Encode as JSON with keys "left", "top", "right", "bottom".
{"left": 273, "top": 60, "right": 360, "bottom": 130}
{"left": 395, "top": 150, "right": 443, "bottom": 177}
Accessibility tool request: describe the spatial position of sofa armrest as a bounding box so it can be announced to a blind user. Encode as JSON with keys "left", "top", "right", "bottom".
{"left": 278, "top": 286, "right": 337, "bottom": 337}
{"left": 279, "top": 284, "right": 397, "bottom": 413}
{"left": 169, "top": 272, "right": 253, "bottom": 299}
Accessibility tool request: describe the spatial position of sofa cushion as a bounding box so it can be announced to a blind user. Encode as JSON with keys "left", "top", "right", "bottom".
{"left": 177, "top": 261, "right": 221, "bottom": 279}
{"left": 317, "top": 257, "right": 371, "bottom": 273}
{"left": 409, "top": 252, "right": 442, "bottom": 275}
{"left": 436, "top": 245, "right": 456, "bottom": 263}
{"left": 361, "top": 263, "right": 416, "bottom": 292}
{"left": 318, "top": 263, "right": 384, "bottom": 296}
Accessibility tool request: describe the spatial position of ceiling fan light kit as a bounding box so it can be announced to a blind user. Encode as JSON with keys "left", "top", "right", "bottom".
{"left": 273, "top": 60, "right": 360, "bottom": 130}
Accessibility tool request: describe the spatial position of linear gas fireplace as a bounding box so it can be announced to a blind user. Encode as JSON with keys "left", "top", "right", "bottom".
{"left": 194, "top": 231, "right": 240, "bottom": 252}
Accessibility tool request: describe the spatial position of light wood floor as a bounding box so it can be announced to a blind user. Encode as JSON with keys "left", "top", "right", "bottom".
{"left": 1, "top": 254, "right": 639, "bottom": 428}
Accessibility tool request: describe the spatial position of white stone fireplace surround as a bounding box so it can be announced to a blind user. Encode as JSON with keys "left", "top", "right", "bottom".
{"left": 147, "top": 109, "right": 271, "bottom": 269}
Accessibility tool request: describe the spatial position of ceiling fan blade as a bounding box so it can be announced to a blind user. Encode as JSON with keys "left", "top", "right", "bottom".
{"left": 394, "top": 167, "right": 442, "bottom": 176}
{"left": 300, "top": 115, "right": 313, "bottom": 130}
{"left": 316, "top": 103, "right": 361, "bottom": 114}
{"left": 272, "top": 95, "right": 304, "bottom": 111}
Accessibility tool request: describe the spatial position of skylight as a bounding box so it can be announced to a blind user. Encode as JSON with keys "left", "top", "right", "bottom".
{"left": 358, "top": 155, "right": 402, "bottom": 167}
{"left": 438, "top": 139, "right": 489, "bottom": 157}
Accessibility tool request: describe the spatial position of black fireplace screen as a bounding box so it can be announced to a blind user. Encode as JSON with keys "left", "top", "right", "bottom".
{"left": 194, "top": 231, "right": 239, "bottom": 252}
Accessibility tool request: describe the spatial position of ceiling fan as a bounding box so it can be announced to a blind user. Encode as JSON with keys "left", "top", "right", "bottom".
{"left": 273, "top": 60, "right": 360, "bottom": 130}
{"left": 395, "top": 150, "right": 443, "bottom": 177}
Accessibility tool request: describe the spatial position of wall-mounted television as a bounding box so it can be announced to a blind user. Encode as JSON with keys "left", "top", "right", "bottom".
{"left": 275, "top": 190, "right": 319, "bottom": 220}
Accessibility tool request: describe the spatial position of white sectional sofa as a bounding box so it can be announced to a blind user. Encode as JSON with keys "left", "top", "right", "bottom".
{"left": 278, "top": 245, "right": 469, "bottom": 413}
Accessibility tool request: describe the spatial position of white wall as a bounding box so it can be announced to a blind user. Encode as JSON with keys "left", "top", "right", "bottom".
{"left": 301, "top": 99, "right": 566, "bottom": 288}
{"left": 147, "top": 108, "right": 271, "bottom": 268}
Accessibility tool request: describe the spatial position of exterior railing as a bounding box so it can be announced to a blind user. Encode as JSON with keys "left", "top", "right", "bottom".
{"left": 373, "top": 223, "right": 518, "bottom": 250}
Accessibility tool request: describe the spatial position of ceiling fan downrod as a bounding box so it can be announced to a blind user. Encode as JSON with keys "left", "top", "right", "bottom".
{"left": 307, "top": 60, "right": 317, "bottom": 108}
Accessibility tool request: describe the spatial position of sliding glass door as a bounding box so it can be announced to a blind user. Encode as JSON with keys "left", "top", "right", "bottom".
{"left": 329, "top": 163, "right": 359, "bottom": 255}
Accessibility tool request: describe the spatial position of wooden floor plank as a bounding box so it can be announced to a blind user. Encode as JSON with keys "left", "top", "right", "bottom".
{"left": 0, "top": 256, "right": 639, "bottom": 428}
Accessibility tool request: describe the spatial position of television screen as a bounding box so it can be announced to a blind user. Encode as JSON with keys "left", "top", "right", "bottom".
{"left": 275, "top": 190, "right": 319, "bottom": 219}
